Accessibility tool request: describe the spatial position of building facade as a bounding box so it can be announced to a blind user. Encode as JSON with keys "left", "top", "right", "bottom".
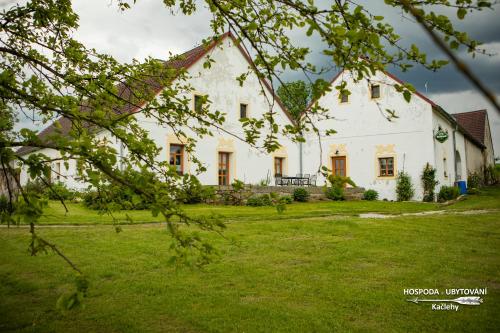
{"left": 17, "top": 33, "right": 300, "bottom": 189}
{"left": 302, "top": 70, "right": 491, "bottom": 200}
{"left": 16, "top": 36, "right": 495, "bottom": 201}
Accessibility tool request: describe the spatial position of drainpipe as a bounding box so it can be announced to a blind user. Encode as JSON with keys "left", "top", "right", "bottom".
{"left": 452, "top": 125, "right": 457, "bottom": 182}
{"left": 299, "top": 141, "right": 303, "bottom": 175}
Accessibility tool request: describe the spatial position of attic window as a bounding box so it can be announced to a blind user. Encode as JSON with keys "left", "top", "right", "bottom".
{"left": 340, "top": 92, "right": 349, "bottom": 103}
{"left": 371, "top": 84, "right": 380, "bottom": 99}
{"left": 194, "top": 95, "right": 204, "bottom": 113}
{"left": 240, "top": 103, "right": 248, "bottom": 119}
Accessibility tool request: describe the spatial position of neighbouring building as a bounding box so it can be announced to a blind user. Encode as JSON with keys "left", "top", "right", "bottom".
{"left": 16, "top": 32, "right": 300, "bottom": 189}
{"left": 302, "top": 70, "right": 494, "bottom": 200}
{"left": 452, "top": 110, "right": 495, "bottom": 174}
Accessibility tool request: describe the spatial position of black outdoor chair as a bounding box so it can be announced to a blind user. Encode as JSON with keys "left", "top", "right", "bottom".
{"left": 275, "top": 176, "right": 282, "bottom": 186}
{"left": 301, "top": 174, "right": 310, "bottom": 186}
{"left": 309, "top": 174, "right": 317, "bottom": 186}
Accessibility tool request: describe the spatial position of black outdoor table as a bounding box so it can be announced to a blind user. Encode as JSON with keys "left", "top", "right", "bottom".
{"left": 280, "top": 176, "right": 309, "bottom": 186}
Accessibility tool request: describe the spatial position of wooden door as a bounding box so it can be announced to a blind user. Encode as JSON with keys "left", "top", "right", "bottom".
{"left": 332, "top": 156, "right": 346, "bottom": 177}
{"left": 218, "top": 152, "right": 230, "bottom": 185}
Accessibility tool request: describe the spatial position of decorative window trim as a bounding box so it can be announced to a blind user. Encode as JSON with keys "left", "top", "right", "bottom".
{"left": 374, "top": 144, "right": 396, "bottom": 180}
{"left": 376, "top": 155, "right": 397, "bottom": 179}
{"left": 331, "top": 155, "right": 348, "bottom": 177}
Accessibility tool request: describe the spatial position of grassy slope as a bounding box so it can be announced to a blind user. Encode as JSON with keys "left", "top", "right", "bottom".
{"left": 0, "top": 190, "right": 499, "bottom": 332}
{"left": 36, "top": 186, "right": 500, "bottom": 225}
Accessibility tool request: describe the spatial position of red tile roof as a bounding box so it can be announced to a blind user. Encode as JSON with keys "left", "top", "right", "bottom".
{"left": 452, "top": 110, "right": 487, "bottom": 145}
{"left": 17, "top": 32, "right": 293, "bottom": 155}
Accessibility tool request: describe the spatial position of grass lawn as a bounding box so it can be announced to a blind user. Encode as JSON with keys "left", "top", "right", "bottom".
{"left": 1, "top": 187, "right": 499, "bottom": 332}
{"left": 35, "top": 186, "right": 500, "bottom": 225}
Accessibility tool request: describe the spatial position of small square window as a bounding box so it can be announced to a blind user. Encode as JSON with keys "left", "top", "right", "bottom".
{"left": 378, "top": 157, "right": 394, "bottom": 177}
{"left": 240, "top": 103, "right": 247, "bottom": 119}
{"left": 340, "top": 92, "right": 349, "bottom": 103}
{"left": 371, "top": 85, "right": 380, "bottom": 99}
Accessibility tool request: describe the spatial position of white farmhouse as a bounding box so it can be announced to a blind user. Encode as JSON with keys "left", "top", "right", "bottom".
{"left": 302, "top": 70, "right": 494, "bottom": 200}
{"left": 17, "top": 32, "right": 299, "bottom": 188}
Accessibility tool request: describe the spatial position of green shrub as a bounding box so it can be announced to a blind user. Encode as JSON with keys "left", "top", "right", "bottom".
{"left": 246, "top": 196, "right": 262, "bottom": 206}
{"left": 23, "top": 180, "right": 79, "bottom": 201}
{"left": 363, "top": 189, "right": 378, "bottom": 201}
{"left": 326, "top": 174, "right": 356, "bottom": 189}
{"left": 246, "top": 193, "right": 291, "bottom": 214}
{"left": 396, "top": 171, "right": 414, "bottom": 201}
{"left": 325, "top": 187, "right": 344, "bottom": 201}
{"left": 484, "top": 164, "right": 498, "bottom": 185}
{"left": 421, "top": 163, "right": 438, "bottom": 202}
{"left": 179, "top": 175, "right": 214, "bottom": 204}
{"left": 246, "top": 194, "right": 272, "bottom": 206}
{"left": 437, "top": 186, "right": 460, "bottom": 202}
{"left": 293, "top": 188, "right": 310, "bottom": 202}
{"left": 467, "top": 171, "right": 483, "bottom": 189}
{"left": 280, "top": 195, "right": 293, "bottom": 204}
{"left": 324, "top": 174, "right": 356, "bottom": 201}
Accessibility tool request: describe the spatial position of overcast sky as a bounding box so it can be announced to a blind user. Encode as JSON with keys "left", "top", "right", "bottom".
{"left": 10, "top": 0, "right": 500, "bottom": 157}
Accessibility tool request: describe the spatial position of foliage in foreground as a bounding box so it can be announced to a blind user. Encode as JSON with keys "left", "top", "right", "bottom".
{"left": 0, "top": 0, "right": 496, "bottom": 310}
{"left": 276, "top": 80, "right": 311, "bottom": 121}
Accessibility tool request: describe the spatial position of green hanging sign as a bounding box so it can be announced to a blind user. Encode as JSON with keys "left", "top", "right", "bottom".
{"left": 435, "top": 128, "right": 449, "bottom": 143}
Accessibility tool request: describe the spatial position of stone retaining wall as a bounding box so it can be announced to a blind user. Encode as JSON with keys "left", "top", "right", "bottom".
{"left": 213, "top": 185, "right": 365, "bottom": 201}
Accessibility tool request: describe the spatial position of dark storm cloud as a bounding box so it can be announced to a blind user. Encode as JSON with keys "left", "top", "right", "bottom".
{"left": 292, "top": 1, "right": 500, "bottom": 96}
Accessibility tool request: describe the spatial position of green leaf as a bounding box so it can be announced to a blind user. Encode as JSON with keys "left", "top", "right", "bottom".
{"left": 403, "top": 90, "right": 411, "bottom": 103}
{"left": 457, "top": 8, "right": 466, "bottom": 20}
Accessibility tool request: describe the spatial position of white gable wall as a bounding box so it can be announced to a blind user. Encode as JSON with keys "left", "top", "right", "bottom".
{"left": 303, "top": 70, "right": 436, "bottom": 200}
{"left": 135, "top": 36, "right": 299, "bottom": 185}
{"left": 17, "top": 37, "right": 299, "bottom": 189}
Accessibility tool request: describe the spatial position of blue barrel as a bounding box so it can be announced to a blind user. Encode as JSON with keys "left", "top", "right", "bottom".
{"left": 456, "top": 181, "right": 467, "bottom": 194}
